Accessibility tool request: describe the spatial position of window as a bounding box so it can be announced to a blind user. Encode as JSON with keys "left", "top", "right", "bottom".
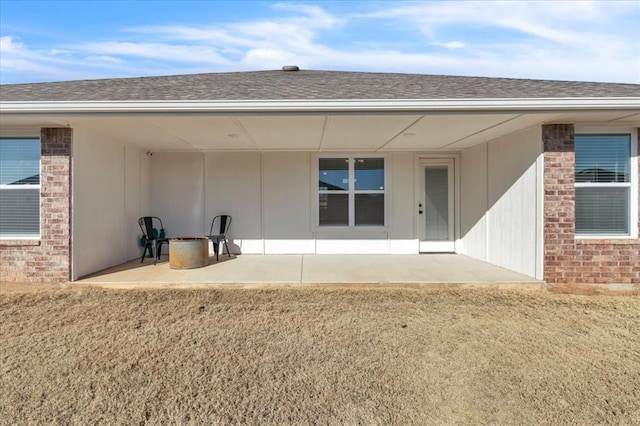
{"left": 0, "top": 138, "right": 40, "bottom": 238}
{"left": 575, "top": 134, "right": 632, "bottom": 236}
{"left": 318, "top": 157, "right": 385, "bottom": 226}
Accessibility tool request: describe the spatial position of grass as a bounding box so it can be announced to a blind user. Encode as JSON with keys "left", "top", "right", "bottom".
{"left": 1, "top": 286, "right": 639, "bottom": 425}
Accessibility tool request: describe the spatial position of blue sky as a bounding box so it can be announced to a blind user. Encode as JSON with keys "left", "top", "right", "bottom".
{"left": 1, "top": 0, "right": 639, "bottom": 84}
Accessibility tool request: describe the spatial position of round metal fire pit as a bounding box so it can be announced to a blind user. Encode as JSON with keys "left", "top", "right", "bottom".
{"left": 169, "top": 237, "right": 209, "bottom": 269}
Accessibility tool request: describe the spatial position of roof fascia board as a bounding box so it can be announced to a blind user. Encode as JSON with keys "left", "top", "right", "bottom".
{"left": 1, "top": 98, "right": 639, "bottom": 114}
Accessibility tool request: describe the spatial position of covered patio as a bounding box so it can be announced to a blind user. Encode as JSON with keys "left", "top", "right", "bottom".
{"left": 4, "top": 70, "right": 636, "bottom": 286}
{"left": 76, "top": 254, "right": 544, "bottom": 290}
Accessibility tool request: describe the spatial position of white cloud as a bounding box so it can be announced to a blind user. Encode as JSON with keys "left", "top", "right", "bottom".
{"left": 1, "top": 1, "right": 638, "bottom": 84}
{"left": 48, "top": 49, "right": 72, "bottom": 56}
{"left": 271, "top": 2, "right": 340, "bottom": 28}
{"left": 432, "top": 41, "right": 466, "bottom": 49}
{"left": 85, "top": 55, "right": 123, "bottom": 63}
{"left": 0, "top": 36, "right": 74, "bottom": 78}
{"left": 79, "top": 41, "right": 231, "bottom": 64}
{"left": 350, "top": 0, "right": 640, "bottom": 82}
{"left": 0, "top": 36, "right": 187, "bottom": 83}
{"left": 359, "top": 1, "right": 635, "bottom": 44}
{"left": 241, "top": 48, "right": 297, "bottom": 69}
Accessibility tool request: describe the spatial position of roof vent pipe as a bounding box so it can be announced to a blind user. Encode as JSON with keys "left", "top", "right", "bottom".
{"left": 282, "top": 65, "right": 300, "bottom": 71}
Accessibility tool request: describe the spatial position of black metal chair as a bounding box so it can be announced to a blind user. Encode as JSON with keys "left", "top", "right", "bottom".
{"left": 138, "top": 216, "right": 169, "bottom": 265}
{"left": 208, "top": 215, "right": 232, "bottom": 261}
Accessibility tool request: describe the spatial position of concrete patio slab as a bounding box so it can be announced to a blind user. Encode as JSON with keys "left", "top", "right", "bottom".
{"left": 77, "top": 254, "right": 545, "bottom": 290}
{"left": 301, "top": 254, "right": 541, "bottom": 284}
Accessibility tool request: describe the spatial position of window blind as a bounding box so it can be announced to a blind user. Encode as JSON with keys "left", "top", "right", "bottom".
{"left": 575, "top": 187, "right": 629, "bottom": 235}
{"left": 574, "top": 134, "right": 631, "bottom": 236}
{"left": 0, "top": 138, "right": 40, "bottom": 237}
{"left": 575, "top": 135, "right": 630, "bottom": 183}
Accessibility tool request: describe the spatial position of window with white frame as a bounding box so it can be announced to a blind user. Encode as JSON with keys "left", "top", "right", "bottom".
{"left": 575, "top": 134, "right": 632, "bottom": 236}
{"left": 318, "top": 157, "right": 385, "bottom": 226}
{"left": 0, "top": 138, "right": 40, "bottom": 238}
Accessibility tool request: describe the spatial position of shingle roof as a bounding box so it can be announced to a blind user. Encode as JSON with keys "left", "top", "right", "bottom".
{"left": 1, "top": 70, "right": 638, "bottom": 102}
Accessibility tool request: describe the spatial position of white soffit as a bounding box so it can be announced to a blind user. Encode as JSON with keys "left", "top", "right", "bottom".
{"left": 320, "top": 115, "right": 421, "bottom": 151}
{"left": 236, "top": 116, "right": 326, "bottom": 150}
{"left": 67, "top": 117, "right": 191, "bottom": 150}
{"left": 0, "top": 115, "right": 66, "bottom": 129}
{"left": 144, "top": 116, "right": 256, "bottom": 150}
{"left": 2, "top": 106, "right": 638, "bottom": 153}
{"left": 382, "top": 113, "right": 517, "bottom": 150}
{"left": 546, "top": 111, "right": 640, "bottom": 124}
{"left": 444, "top": 113, "right": 564, "bottom": 149}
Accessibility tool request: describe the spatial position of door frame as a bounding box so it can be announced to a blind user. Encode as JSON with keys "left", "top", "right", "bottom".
{"left": 415, "top": 154, "right": 461, "bottom": 253}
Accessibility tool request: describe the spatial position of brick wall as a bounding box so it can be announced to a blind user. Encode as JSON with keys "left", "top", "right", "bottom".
{"left": 0, "top": 128, "right": 72, "bottom": 284}
{"left": 543, "top": 124, "right": 640, "bottom": 285}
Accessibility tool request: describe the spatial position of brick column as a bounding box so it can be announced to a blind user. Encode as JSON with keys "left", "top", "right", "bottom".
{"left": 0, "top": 128, "right": 72, "bottom": 284}
{"left": 542, "top": 124, "right": 576, "bottom": 284}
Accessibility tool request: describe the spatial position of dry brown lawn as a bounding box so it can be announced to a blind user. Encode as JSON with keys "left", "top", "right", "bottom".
{"left": 1, "top": 286, "right": 639, "bottom": 425}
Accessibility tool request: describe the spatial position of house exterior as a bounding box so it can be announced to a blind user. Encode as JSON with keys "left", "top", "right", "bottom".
{"left": 1, "top": 69, "right": 638, "bottom": 288}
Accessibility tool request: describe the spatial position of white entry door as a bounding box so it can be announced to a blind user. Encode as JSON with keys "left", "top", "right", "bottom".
{"left": 419, "top": 159, "right": 455, "bottom": 252}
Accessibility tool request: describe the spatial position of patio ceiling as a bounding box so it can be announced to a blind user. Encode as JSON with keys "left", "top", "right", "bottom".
{"left": 2, "top": 110, "right": 639, "bottom": 152}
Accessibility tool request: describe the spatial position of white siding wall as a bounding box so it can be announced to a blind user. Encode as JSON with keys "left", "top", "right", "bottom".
{"left": 460, "top": 126, "right": 542, "bottom": 278}
{"left": 147, "top": 152, "right": 419, "bottom": 256}
{"left": 149, "top": 152, "right": 265, "bottom": 254}
{"left": 262, "top": 152, "right": 314, "bottom": 254}
{"left": 150, "top": 152, "right": 205, "bottom": 238}
{"left": 73, "top": 127, "right": 149, "bottom": 278}
{"left": 124, "top": 146, "right": 150, "bottom": 261}
{"left": 73, "top": 127, "right": 123, "bottom": 278}
{"left": 460, "top": 144, "right": 488, "bottom": 261}
{"left": 204, "top": 152, "right": 263, "bottom": 254}
{"left": 390, "top": 152, "right": 418, "bottom": 253}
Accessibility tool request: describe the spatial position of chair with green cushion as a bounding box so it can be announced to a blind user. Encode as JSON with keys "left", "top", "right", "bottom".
{"left": 138, "top": 216, "right": 169, "bottom": 265}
